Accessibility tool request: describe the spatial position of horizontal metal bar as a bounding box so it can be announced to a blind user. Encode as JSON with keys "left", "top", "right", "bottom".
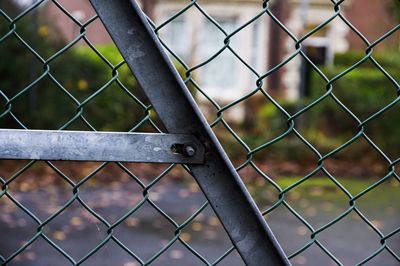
{"left": 89, "top": 1, "right": 290, "bottom": 265}
{"left": 0, "top": 129, "right": 204, "bottom": 163}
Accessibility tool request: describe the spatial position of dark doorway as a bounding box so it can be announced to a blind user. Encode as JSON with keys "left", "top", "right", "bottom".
{"left": 300, "top": 45, "right": 328, "bottom": 97}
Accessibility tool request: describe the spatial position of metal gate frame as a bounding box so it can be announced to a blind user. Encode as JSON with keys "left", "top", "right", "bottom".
{"left": 0, "top": 0, "right": 290, "bottom": 265}
{"left": 88, "top": 1, "right": 289, "bottom": 265}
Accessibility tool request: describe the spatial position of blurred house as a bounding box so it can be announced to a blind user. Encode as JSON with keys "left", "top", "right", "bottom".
{"left": 35, "top": 0, "right": 397, "bottom": 102}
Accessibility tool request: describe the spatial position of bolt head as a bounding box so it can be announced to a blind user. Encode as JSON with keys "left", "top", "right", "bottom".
{"left": 184, "top": 145, "right": 196, "bottom": 157}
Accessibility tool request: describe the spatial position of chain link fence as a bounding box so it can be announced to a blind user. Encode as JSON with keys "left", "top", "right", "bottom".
{"left": 0, "top": 0, "right": 399, "bottom": 265}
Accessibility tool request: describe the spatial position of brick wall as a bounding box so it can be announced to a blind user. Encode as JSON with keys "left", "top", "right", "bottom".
{"left": 343, "top": 0, "right": 397, "bottom": 50}
{"left": 45, "top": 0, "right": 112, "bottom": 45}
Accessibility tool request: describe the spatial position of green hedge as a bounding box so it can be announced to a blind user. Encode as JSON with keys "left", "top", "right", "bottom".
{"left": 227, "top": 52, "right": 400, "bottom": 161}
{"left": 0, "top": 2, "right": 193, "bottom": 131}
{"left": 0, "top": 40, "right": 150, "bottom": 131}
{"left": 307, "top": 53, "right": 400, "bottom": 158}
{"left": 0, "top": 2, "right": 140, "bottom": 130}
{"left": 333, "top": 51, "right": 400, "bottom": 70}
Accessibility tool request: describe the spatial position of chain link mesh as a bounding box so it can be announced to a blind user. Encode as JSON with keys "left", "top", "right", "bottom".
{"left": 0, "top": 0, "right": 399, "bottom": 265}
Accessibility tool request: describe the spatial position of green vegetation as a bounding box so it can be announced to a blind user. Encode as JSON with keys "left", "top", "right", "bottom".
{"left": 0, "top": 1, "right": 150, "bottom": 131}
{"left": 0, "top": 40, "right": 150, "bottom": 130}
{"left": 246, "top": 176, "right": 399, "bottom": 214}
{"left": 307, "top": 51, "right": 400, "bottom": 158}
{"left": 0, "top": 2, "right": 143, "bottom": 130}
{"left": 0, "top": 2, "right": 398, "bottom": 168}
{"left": 0, "top": 2, "right": 190, "bottom": 131}
{"left": 223, "top": 51, "right": 400, "bottom": 164}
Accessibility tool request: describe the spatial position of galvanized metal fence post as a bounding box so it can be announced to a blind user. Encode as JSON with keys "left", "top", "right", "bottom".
{"left": 89, "top": 0, "right": 290, "bottom": 265}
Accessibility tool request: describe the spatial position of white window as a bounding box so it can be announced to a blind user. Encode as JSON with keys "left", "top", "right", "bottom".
{"left": 198, "top": 16, "right": 238, "bottom": 90}
{"left": 162, "top": 15, "right": 191, "bottom": 62}
{"left": 157, "top": 3, "right": 268, "bottom": 102}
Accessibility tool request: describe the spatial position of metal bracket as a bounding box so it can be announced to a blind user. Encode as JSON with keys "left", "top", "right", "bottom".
{"left": 0, "top": 129, "right": 204, "bottom": 164}
{"left": 89, "top": 0, "right": 290, "bottom": 265}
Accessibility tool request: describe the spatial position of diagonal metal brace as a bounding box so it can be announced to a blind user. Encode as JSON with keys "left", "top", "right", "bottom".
{"left": 89, "top": 0, "right": 290, "bottom": 265}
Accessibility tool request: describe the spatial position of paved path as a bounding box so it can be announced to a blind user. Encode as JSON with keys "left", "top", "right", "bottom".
{"left": 0, "top": 180, "right": 398, "bottom": 265}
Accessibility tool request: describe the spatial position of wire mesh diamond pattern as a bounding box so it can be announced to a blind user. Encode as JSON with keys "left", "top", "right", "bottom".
{"left": 0, "top": 0, "right": 399, "bottom": 265}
